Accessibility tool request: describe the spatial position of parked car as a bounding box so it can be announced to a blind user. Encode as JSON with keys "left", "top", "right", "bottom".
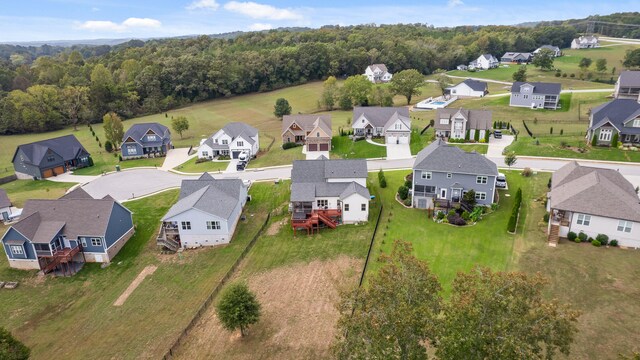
{"left": 494, "top": 130, "right": 502, "bottom": 139}
{"left": 496, "top": 173, "right": 507, "bottom": 188}
{"left": 238, "top": 151, "right": 249, "bottom": 161}
{"left": 236, "top": 161, "right": 247, "bottom": 171}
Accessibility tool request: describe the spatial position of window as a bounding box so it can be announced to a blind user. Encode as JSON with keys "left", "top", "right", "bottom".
{"left": 222, "top": 139, "right": 228, "bottom": 145}
{"left": 576, "top": 214, "right": 591, "bottom": 226}
{"left": 91, "top": 238, "right": 102, "bottom": 247}
{"left": 421, "top": 172, "right": 432, "bottom": 180}
{"left": 344, "top": 204, "right": 350, "bottom": 211}
{"left": 395, "top": 123, "right": 401, "bottom": 130}
{"left": 237, "top": 141, "right": 244, "bottom": 147}
{"left": 10, "top": 245, "right": 24, "bottom": 255}
{"left": 440, "top": 118, "right": 449, "bottom": 125}
{"left": 447, "top": 173, "right": 452, "bottom": 179}
{"left": 599, "top": 129, "right": 612, "bottom": 142}
{"left": 316, "top": 132, "right": 320, "bottom": 137}
{"left": 475, "top": 192, "right": 487, "bottom": 200}
{"left": 147, "top": 135, "right": 157, "bottom": 141}
{"left": 127, "top": 146, "right": 137, "bottom": 155}
{"left": 361, "top": 204, "right": 367, "bottom": 211}
{"left": 633, "top": 119, "right": 640, "bottom": 128}
{"left": 617, "top": 220, "right": 632, "bottom": 233}
{"left": 476, "top": 176, "right": 488, "bottom": 184}
{"left": 47, "top": 155, "right": 55, "bottom": 162}
{"left": 181, "top": 221, "right": 192, "bottom": 230}
{"left": 317, "top": 199, "right": 328, "bottom": 208}
{"left": 201, "top": 151, "right": 208, "bottom": 157}
{"left": 523, "top": 94, "right": 529, "bottom": 99}
{"left": 207, "top": 221, "right": 221, "bottom": 230}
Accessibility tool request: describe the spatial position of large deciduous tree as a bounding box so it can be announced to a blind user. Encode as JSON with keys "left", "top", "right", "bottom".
{"left": 171, "top": 116, "right": 190, "bottom": 139}
{"left": 216, "top": 282, "right": 261, "bottom": 337}
{"left": 532, "top": 49, "right": 555, "bottom": 71}
{"left": 319, "top": 76, "right": 338, "bottom": 110}
{"left": 342, "top": 75, "right": 373, "bottom": 107}
{"left": 512, "top": 65, "right": 527, "bottom": 82}
{"left": 623, "top": 48, "right": 640, "bottom": 69}
{"left": 273, "top": 98, "right": 292, "bottom": 119}
{"left": 0, "top": 327, "right": 30, "bottom": 360}
{"left": 390, "top": 69, "right": 424, "bottom": 105}
{"left": 61, "top": 86, "right": 89, "bottom": 130}
{"left": 103, "top": 112, "right": 124, "bottom": 149}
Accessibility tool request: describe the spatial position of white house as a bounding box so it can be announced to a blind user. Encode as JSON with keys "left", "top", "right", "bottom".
{"left": 198, "top": 122, "right": 259, "bottom": 160}
{"left": 0, "top": 189, "right": 12, "bottom": 222}
{"left": 534, "top": 45, "right": 561, "bottom": 57}
{"left": 352, "top": 107, "right": 411, "bottom": 144}
{"left": 364, "top": 64, "right": 393, "bottom": 83}
{"left": 571, "top": 35, "right": 599, "bottom": 49}
{"left": 469, "top": 54, "right": 499, "bottom": 70}
{"left": 434, "top": 108, "right": 492, "bottom": 141}
{"left": 547, "top": 162, "right": 640, "bottom": 248}
{"left": 445, "top": 79, "right": 488, "bottom": 98}
{"left": 158, "top": 173, "right": 248, "bottom": 250}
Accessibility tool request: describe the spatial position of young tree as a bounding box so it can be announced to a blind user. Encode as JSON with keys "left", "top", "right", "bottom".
{"left": 273, "top": 98, "right": 292, "bottom": 119}
{"left": 342, "top": 75, "right": 373, "bottom": 106}
{"left": 462, "top": 189, "right": 477, "bottom": 208}
{"left": 102, "top": 112, "right": 124, "bottom": 149}
{"left": 61, "top": 86, "right": 89, "bottom": 130}
{"left": 389, "top": 69, "right": 424, "bottom": 105}
{"left": 216, "top": 282, "right": 261, "bottom": 337}
{"left": 504, "top": 151, "right": 517, "bottom": 168}
{"left": 435, "top": 71, "right": 449, "bottom": 97}
{"left": 623, "top": 48, "right": 640, "bottom": 69}
{"left": 333, "top": 241, "right": 441, "bottom": 360}
{"left": 435, "top": 267, "right": 580, "bottom": 360}
{"left": 595, "top": 58, "right": 607, "bottom": 76}
{"left": 0, "top": 327, "right": 30, "bottom": 360}
{"left": 579, "top": 57, "right": 593, "bottom": 69}
{"left": 512, "top": 65, "right": 527, "bottom": 82}
{"left": 319, "top": 76, "right": 338, "bottom": 110}
{"left": 532, "top": 49, "right": 555, "bottom": 71}
{"left": 171, "top": 116, "right": 190, "bottom": 139}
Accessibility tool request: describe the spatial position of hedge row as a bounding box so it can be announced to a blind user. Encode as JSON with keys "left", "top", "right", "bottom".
{"left": 507, "top": 188, "right": 523, "bottom": 233}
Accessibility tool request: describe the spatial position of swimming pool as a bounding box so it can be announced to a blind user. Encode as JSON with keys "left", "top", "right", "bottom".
{"left": 430, "top": 101, "right": 446, "bottom": 105}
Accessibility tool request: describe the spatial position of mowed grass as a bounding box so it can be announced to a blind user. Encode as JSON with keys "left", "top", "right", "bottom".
{"left": 0, "top": 182, "right": 286, "bottom": 359}
{"left": 506, "top": 135, "right": 640, "bottom": 162}
{"left": 173, "top": 157, "right": 228, "bottom": 173}
{"left": 331, "top": 136, "right": 387, "bottom": 159}
{"left": 0, "top": 180, "right": 75, "bottom": 208}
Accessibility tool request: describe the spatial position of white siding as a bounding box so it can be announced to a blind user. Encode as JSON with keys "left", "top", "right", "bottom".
{"left": 567, "top": 211, "right": 640, "bottom": 248}
{"left": 341, "top": 193, "right": 369, "bottom": 224}
{"left": 165, "top": 206, "right": 240, "bottom": 248}
{"left": 197, "top": 143, "right": 214, "bottom": 159}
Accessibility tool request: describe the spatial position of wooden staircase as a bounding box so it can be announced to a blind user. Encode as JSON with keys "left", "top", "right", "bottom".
{"left": 41, "top": 246, "right": 81, "bottom": 274}
{"left": 548, "top": 224, "right": 559, "bottom": 247}
{"left": 157, "top": 227, "right": 180, "bottom": 252}
{"left": 292, "top": 209, "right": 341, "bottom": 235}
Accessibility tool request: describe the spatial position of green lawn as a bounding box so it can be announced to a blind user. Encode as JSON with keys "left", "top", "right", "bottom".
{"left": 331, "top": 136, "right": 387, "bottom": 159}
{"left": 73, "top": 155, "right": 165, "bottom": 175}
{"left": 173, "top": 157, "right": 228, "bottom": 173}
{"left": 506, "top": 135, "right": 640, "bottom": 162}
{"left": 0, "top": 182, "right": 286, "bottom": 359}
{"left": 0, "top": 180, "right": 76, "bottom": 208}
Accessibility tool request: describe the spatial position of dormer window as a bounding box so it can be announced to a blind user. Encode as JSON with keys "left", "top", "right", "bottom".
{"left": 317, "top": 132, "right": 320, "bottom": 137}
{"left": 440, "top": 118, "right": 449, "bottom": 125}
{"left": 633, "top": 119, "right": 640, "bottom": 128}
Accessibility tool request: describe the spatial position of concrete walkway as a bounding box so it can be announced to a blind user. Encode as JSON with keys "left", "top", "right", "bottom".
{"left": 487, "top": 135, "right": 514, "bottom": 158}
{"left": 160, "top": 147, "right": 197, "bottom": 170}
{"left": 365, "top": 138, "right": 386, "bottom": 147}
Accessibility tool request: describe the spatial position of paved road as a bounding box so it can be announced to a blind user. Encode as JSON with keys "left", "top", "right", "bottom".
{"left": 600, "top": 37, "right": 640, "bottom": 45}
{"left": 445, "top": 74, "right": 513, "bottom": 85}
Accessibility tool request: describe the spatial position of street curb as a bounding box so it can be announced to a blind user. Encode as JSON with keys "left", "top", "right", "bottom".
{"left": 515, "top": 156, "right": 640, "bottom": 167}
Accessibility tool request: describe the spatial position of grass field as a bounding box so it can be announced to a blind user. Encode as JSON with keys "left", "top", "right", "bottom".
{"left": 173, "top": 157, "right": 229, "bottom": 173}
{"left": 506, "top": 135, "right": 640, "bottom": 162}
{"left": 0, "top": 180, "right": 75, "bottom": 208}
{"left": 331, "top": 136, "right": 387, "bottom": 159}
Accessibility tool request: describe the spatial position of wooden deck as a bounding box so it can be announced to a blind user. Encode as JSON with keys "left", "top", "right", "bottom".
{"left": 291, "top": 209, "right": 341, "bottom": 235}
{"left": 41, "top": 246, "right": 82, "bottom": 275}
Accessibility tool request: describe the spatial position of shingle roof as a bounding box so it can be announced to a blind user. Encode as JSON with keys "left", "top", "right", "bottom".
{"left": 60, "top": 187, "right": 93, "bottom": 200}
{"left": 282, "top": 115, "right": 332, "bottom": 136}
{"left": 0, "top": 189, "right": 11, "bottom": 208}
{"left": 536, "top": 45, "right": 560, "bottom": 52}
{"left": 291, "top": 158, "right": 368, "bottom": 183}
{"left": 122, "top": 123, "right": 170, "bottom": 143}
{"left": 511, "top": 82, "right": 561, "bottom": 95}
{"left": 435, "top": 108, "right": 492, "bottom": 131}
{"left": 205, "top": 122, "right": 258, "bottom": 148}
{"left": 618, "top": 71, "right": 640, "bottom": 87}
{"left": 413, "top": 139, "right": 498, "bottom": 176}
{"left": 352, "top": 107, "right": 411, "bottom": 128}
{"left": 290, "top": 181, "right": 370, "bottom": 202}
{"left": 460, "top": 79, "right": 488, "bottom": 92}
{"left": 367, "top": 64, "right": 389, "bottom": 73}
{"left": 589, "top": 99, "right": 640, "bottom": 135}
{"left": 12, "top": 135, "right": 89, "bottom": 166}
{"left": 550, "top": 162, "right": 640, "bottom": 222}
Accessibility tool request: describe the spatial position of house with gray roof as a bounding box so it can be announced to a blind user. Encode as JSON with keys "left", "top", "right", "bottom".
{"left": 434, "top": 108, "right": 492, "bottom": 141}
{"left": 363, "top": 64, "right": 393, "bottom": 83}
{"left": 0, "top": 189, "right": 12, "bottom": 222}
{"left": 290, "top": 158, "right": 370, "bottom": 234}
{"left": 547, "top": 161, "right": 640, "bottom": 248}
{"left": 571, "top": 35, "right": 599, "bottom": 49}
{"left": 282, "top": 115, "right": 332, "bottom": 159}
{"left": 412, "top": 139, "right": 498, "bottom": 209}
{"left": 158, "top": 173, "right": 248, "bottom": 250}
{"left": 198, "top": 122, "right": 259, "bottom": 160}
{"left": 445, "top": 79, "right": 488, "bottom": 98}
{"left": 352, "top": 107, "right": 411, "bottom": 144}
{"left": 534, "top": 45, "right": 561, "bottom": 57}
{"left": 121, "top": 123, "right": 172, "bottom": 160}
{"left": 1, "top": 187, "right": 134, "bottom": 274}
{"left": 500, "top": 52, "right": 533, "bottom": 64}
{"left": 510, "top": 81, "right": 561, "bottom": 110}
{"left": 469, "top": 54, "right": 499, "bottom": 70}
{"left": 614, "top": 71, "right": 640, "bottom": 100}
{"left": 586, "top": 98, "right": 640, "bottom": 146}
{"left": 12, "top": 135, "right": 91, "bottom": 180}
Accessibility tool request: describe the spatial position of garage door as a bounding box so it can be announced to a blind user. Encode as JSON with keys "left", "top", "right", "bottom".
{"left": 232, "top": 151, "right": 241, "bottom": 159}
{"left": 398, "top": 134, "right": 409, "bottom": 144}
{"left": 42, "top": 168, "right": 54, "bottom": 178}
{"left": 386, "top": 135, "right": 397, "bottom": 144}
{"left": 307, "top": 144, "right": 318, "bottom": 151}
{"left": 319, "top": 143, "right": 329, "bottom": 151}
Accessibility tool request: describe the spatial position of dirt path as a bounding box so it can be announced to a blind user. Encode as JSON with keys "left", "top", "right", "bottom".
{"left": 113, "top": 265, "right": 157, "bottom": 306}
{"left": 174, "top": 257, "right": 362, "bottom": 360}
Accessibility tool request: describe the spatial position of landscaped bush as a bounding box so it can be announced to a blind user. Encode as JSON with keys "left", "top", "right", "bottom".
{"left": 447, "top": 213, "right": 467, "bottom": 226}
{"left": 403, "top": 198, "right": 412, "bottom": 207}
{"left": 596, "top": 234, "right": 609, "bottom": 246}
{"left": 521, "top": 167, "right": 533, "bottom": 177}
{"left": 592, "top": 240, "right": 601, "bottom": 247}
{"left": 397, "top": 185, "right": 409, "bottom": 200}
{"left": 570, "top": 73, "right": 575, "bottom": 78}
{"left": 567, "top": 231, "right": 577, "bottom": 241}
{"left": 543, "top": 212, "right": 549, "bottom": 223}
{"left": 587, "top": 237, "right": 594, "bottom": 243}
{"left": 436, "top": 211, "right": 446, "bottom": 220}
{"left": 282, "top": 142, "right": 300, "bottom": 150}
{"left": 104, "top": 141, "right": 113, "bottom": 152}
{"left": 507, "top": 188, "right": 523, "bottom": 233}
{"left": 578, "top": 232, "right": 588, "bottom": 242}
{"left": 378, "top": 169, "right": 387, "bottom": 188}
{"left": 118, "top": 155, "right": 122, "bottom": 161}
{"left": 610, "top": 239, "right": 619, "bottom": 247}
{"left": 462, "top": 189, "right": 476, "bottom": 208}
{"left": 219, "top": 155, "right": 231, "bottom": 160}
{"left": 461, "top": 211, "right": 470, "bottom": 221}
{"left": 470, "top": 206, "right": 483, "bottom": 222}
{"left": 404, "top": 179, "right": 412, "bottom": 189}
{"left": 562, "top": 73, "right": 567, "bottom": 77}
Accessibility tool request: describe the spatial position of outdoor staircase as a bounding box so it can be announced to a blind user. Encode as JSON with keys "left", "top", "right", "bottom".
{"left": 157, "top": 227, "right": 180, "bottom": 252}
{"left": 317, "top": 212, "right": 337, "bottom": 229}
{"left": 291, "top": 208, "right": 341, "bottom": 235}
{"left": 548, "top": 224, "right": 560, "bottom": 247}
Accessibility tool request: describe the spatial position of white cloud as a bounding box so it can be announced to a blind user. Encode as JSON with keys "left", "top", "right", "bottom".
{"left": 223, "top": 1, "right": 303, "bottom": 20}
{"left": 77, "top": 17, "right": 161, "bottom": 32}
{"left": 248, "top": 23, "right": 273, "bottom": 31}
{"left": 447, "top": 0, "right": 464, "bottom": 7}
{"left": 187, "top": 0, "right": 220, "bottom": 11}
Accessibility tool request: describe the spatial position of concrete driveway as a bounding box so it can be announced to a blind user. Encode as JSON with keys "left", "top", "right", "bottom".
{"left": 487, "top": 135, "right": 514, "bottom": 158}
{"left": 82, "top": 169, "right": 193, "bottom": 201}
{"left": 160, "top": 147, "right": 196, "bottom": 170}
{"left": 47, "top": 172, "right": 99, "bottom": 185}
{"left": 386, "top": 143, "right": 412, "bottom": 160}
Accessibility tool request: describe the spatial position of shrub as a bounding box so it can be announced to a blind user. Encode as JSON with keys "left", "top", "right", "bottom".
{"left": 562, "top": 72, "right": 567, "bottom": 77}
{"left": 569, "top": 73, "right": 575, "bottom": 78}
{"left": 592, "top": 240, "right": 601, "bottom": 247}
{"left": 379, "top": 177, "right": 387, "bottom": 188}
{"left": 404, "top": 179, "right": 412, "bottom": 189}
{"left": 436, "top": 211, "right": 446, "bottom": 220}
{"left": 567, "top": 231, "right": 577, "bottom": 241}
{"left": 104, "top": 140, "right": 113, "bottom": 152}
{"left": 398, "top": 185, "right": 409, "bottom": 200}
{"left": 465, "top": 129, "right": 470, "bottom": 141}
{"left": 595, "top": 234, "right": 609, "bottom": 246}
{"left": 447, "top": 213, "right": 467, "bottom": 226}
{"left": 521, "top": 167, "right": 533, "bottom": 177}
{"left": 578, "top": 232, "right": 588, "bottom": 242}
{"left": 610, "top": 239, "right": 618, "bottom": 247}
{"left": 550, "top": 126, "right": 553, "bottom": 135}
{"left": 474, "top": 129, "right": 480, "bottom": 141}
{"left": 543, "top": 212, "right": 549, "bottom": 223}
{"left": 282, "top": 142, "right": 300, "bottom": 150}
{"left": 378, "top": 169, "right": 387, "bottom": 188}
{"left": 587, "top": 237, "right": 594, "bottom": 243}
{"left": 560, "top": 129, "right": 564, "bottom": 135}
{"left": 461, "top": 211, "right": 470, "bottom": 221}
{"left": 574, "top": 237, "right": 581, "bottom": 243}
{"left": 118, "top": 155, "right": 122, "bottom": 161}
{"left": 448, "top": 209, "right": 456, "bottom": 217}
{"left": 555, "top": 71, "right": 561, "bottom": 77}
{"left": 490, "top": 203, "right": 498, "bottom": 211}
{"left": 611, "top": 132, "right": 619, "bottom": 148}
{"left": 591, "top": 134, "right": 597, "bottom": 146}
{"left": 462, "top": 189, "right": 476, "bottom": 207}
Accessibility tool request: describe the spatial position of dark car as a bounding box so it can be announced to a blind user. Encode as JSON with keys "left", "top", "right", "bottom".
{"left": 494, "top": 130, "right": 502, "bottom": 139}
{"left": 236, "top": 161, "right": 246, "bottom": 171}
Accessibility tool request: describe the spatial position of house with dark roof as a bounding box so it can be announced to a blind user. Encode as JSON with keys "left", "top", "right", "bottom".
{"left": 614, "top": 71, "right": 640, "bottom": 100}
{"left": 469, "top": 54, "right": 499, "bottom": 70}
{"left": 412, "top": 139, "right": 498, "bottom": 209}
{"left": 510, "top": 82, "right": 561, "bottom": 110}
{"left": 547, "top": 162, "right": 640, "bottom": 248}
{"left": 157, "top": 173, "right": 248, "bottom": 250}
{"left": 290, "top": 158, "right": 370, "bottom": 234}
{"left": 571, "top": 35, "right": 599, "bottom": 49}
{"left": 198, "top": 122, "right": 259, "bottom": 160}
{"left": 121, "top": 123, "right": 172, "bottom": 160}
{"left": 352, "top": 107, "right": 411, "bottom": 144}
{"left": 500, "top": 52, "right": 533, "bottom": 64}
{"left": 281, "top": 115, "right": 332, "bottom": 159}
{"left": 0, "top": 189, "right": 12, "bottom": 222}
{"left": 445, "top": 79, "right": 488, "bottom": 98}
{"left": 363, "top": 64, "right": 393, "bottom": 83}
{"left": 434, "top": 108, "right": 492, "bottom": 141}
{"left": 534, "top": 45, "right": 561, "bottom": 57}
{"left": 586, "top": 99, "right": 640, "bottom": 146}
{"left": 0, "top": 187, "right": 134, "bottom": 274}
{"left": 12, "top": 135, "right": 91, "bottom": 180}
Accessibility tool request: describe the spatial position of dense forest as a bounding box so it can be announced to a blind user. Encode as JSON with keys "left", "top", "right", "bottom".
{"left": 537, "top": 12, "right": 640, "bottom": 39}
{"left": 0, "top": 13, "right": 637, "bottom": 135}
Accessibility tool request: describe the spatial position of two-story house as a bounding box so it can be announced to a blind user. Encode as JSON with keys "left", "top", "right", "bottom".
{"left": 614, "top": 71, "right": 640, "bottom": 100}
{"left": 352, "top": 107, "right": 411, "bottom": 144}
{"left": 363, "top": 64, "right": 393, "bottom": 83}
{"left": 510, "top": 82, "right": 561, "bottom": 110}
{"left": 571, "top": 35, "right": 599, "bottom": 49}
{"left": 121, "top": 123, "right": 172, "bottom": 160}
{"left": 469, "top": 54, "right": 499, "bottom": 70}
{"left": 445, "top": 79, "right": 488, "bottom": 98}
{"left": 534, "top": 45, "right": 561, "bottom": 57}
{"left": 500, "top": 52, "right": 533, "bottom": 64}
{"left": 282, "top": 115, "right": 332, "bottom": 159}
{"left": 547, "top": 161, "right": 640, "bottom": 248}
{"left": 0, "top": 189, "right": 12, "bottom": 222}
{"left": 12, "top": 135, "right": 91, "bottom": 180}
{"left": 1, "top": 188, "right": 134, "bottom": 274}
{"left": 290, "top": 157, "right": 370, "bottom": 235}
{"left": 434, "top": 108, "right": 492, "bottom": 141}
{"left": 412, "top": 139, "right": 498, "bottom": 209}
{"left": 586, "top": 98, "right": 640, "bottom": 146}
{"left": 157, "top": 173, "right": 248, "bottom": 250}
{"left": 198, "top": 122, "right": 259, "bottom": 160}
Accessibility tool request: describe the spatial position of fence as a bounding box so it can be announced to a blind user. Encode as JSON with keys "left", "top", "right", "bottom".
{"left": 162, "top": 212, "right": 272, "bottom": 359}
{"left": 358, "top": 204, "right": 384, "bottom": 287}
{"left": 420, "top": 124, "right": 431, "bottom": 135}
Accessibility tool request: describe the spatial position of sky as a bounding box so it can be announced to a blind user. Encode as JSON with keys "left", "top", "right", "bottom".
{"left": 0, "top": 0, "right": 639, "bottom": 42}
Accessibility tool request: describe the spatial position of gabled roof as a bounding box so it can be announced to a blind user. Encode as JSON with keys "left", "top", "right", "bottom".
{"left": 122, "top": 123, "right": 170, "bottom": 143}
{"left": 0, "top": 189, "right": 11, "bottom": 208}
{"left": 282, "top": 115, "right": 332, "bottom": 136}
{"left": 205, "top": 122, "right": 258, "bottom": 148}
{"left": 550, "top": 162, "right": 640, "bottom": 222}
{"left": 456, "top": 79, "right": 488, "bottom": 92}
{"left": 352, "top": 107, "right": 411, "bottom": 129}
{"left": 60, "top": 187, "right": 93, "bottom": 200}
{"left": 413, "top": 139, "right": 498, "bottom": 176}
{"left": 479, "top": 54, "right": 497, "bottom": 61}
{"left": 501, "top": 52, "right": 532, "bottom": 60}
{"left": 367, "top": 64, "right": 389, "bottom": 73}
{"left": 435, "top": 108, "right": 492, "bottom": 131}
{"left": 618, "top": 71, "right": 640, "bottom": 87}
{"left": 290, "top": 181, "right": 370, "bottom": 202}
{"left": 291, "top": 158, "right": 368, "bottom": 184}
{"left": 536, "top": 45, "right": 560, "bottom": 52}
{"left": 12, "top": 135, "right": 89, "bottom": 166}
{"left": 589, "top": 99, "right": 640, "bottom": 135}
{"left": 511, "top": 82, "right": 561, "bottom": 95}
